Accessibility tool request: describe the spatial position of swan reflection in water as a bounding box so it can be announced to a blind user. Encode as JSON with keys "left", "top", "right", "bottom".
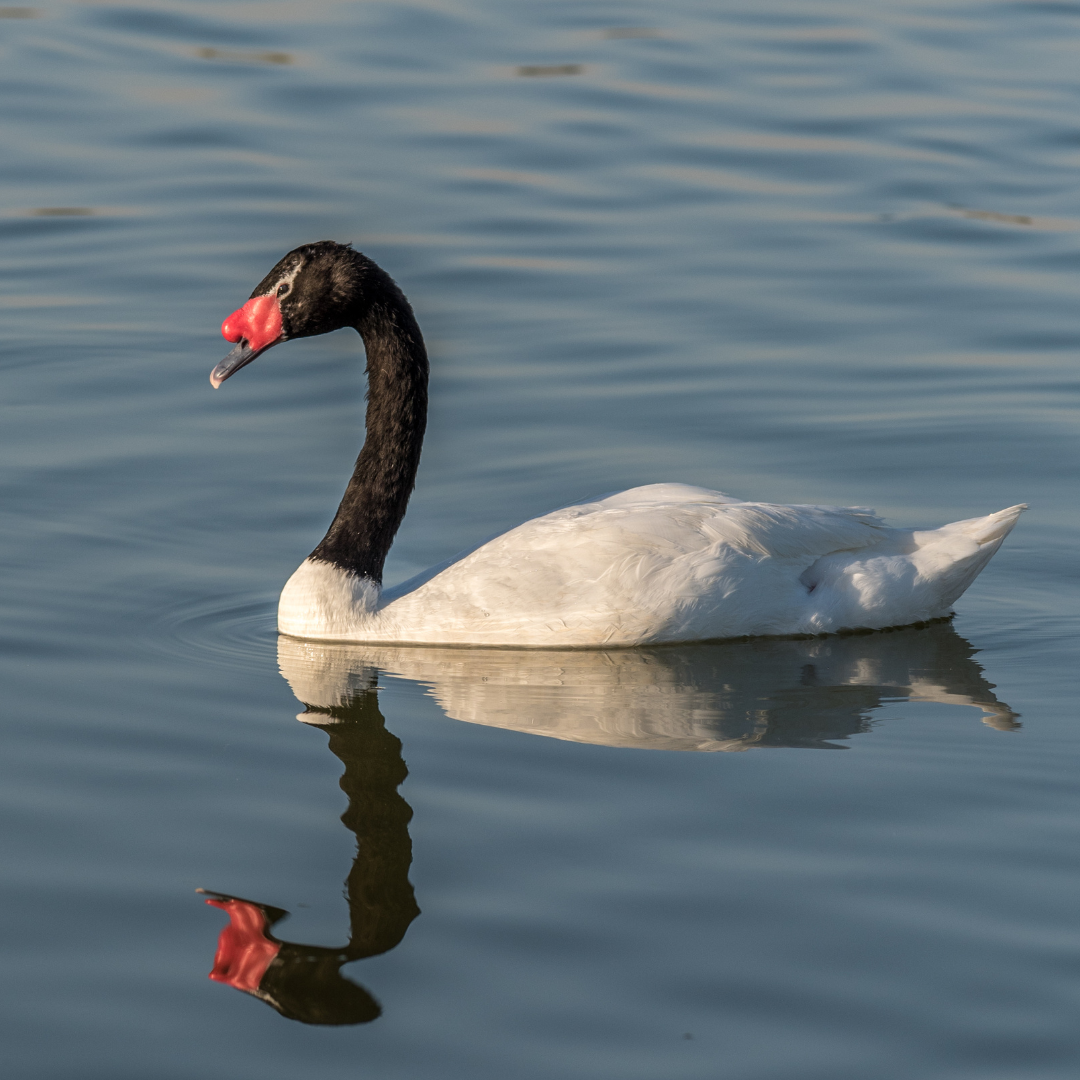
{"left": 280, "top": 619, "right": 1018, "bottom": 753}
{"left": 203, "top": 620, "right": 1016, "bottom": 1025}
{"left": 199, "top": 680, "right": 419, "bottom": 1025}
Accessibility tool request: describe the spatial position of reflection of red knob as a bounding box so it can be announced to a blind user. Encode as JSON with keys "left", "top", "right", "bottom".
{"left": 220, "top": 295, "right": 282, "bottom": 351}
{"left": 205, "top": 897, "right": 282, "bottom": 993}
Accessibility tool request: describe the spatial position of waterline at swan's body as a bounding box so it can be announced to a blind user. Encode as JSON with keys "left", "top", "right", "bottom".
{"left": 278, "top": 483, "right": 1024, "bottom": 647}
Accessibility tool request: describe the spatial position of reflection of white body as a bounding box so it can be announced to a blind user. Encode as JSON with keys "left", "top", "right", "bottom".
{"left": 279, "top": 623, "right": 1019, "bottom": 753}
{"left": 279, "top": 484, "right": 1024, "bottom": 647}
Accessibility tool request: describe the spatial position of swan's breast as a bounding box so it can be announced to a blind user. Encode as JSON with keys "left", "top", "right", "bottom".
{"left": 279, "top": 559, "right": 380, "bottom": 639}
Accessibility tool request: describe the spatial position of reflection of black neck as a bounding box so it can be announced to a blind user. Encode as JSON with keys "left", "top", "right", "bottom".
{"left": 208, "top": 683, "right": 420, "bottom": 1026}
{"left": 313, "top": 680, "right": 420, "bottom": 960}
{"left": 309, "top": 267, "right": 429, "bottom": 584}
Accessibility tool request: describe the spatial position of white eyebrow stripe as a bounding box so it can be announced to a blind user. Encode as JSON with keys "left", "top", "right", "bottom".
{"left": 274, "top": 262, "right": 303, "bottom": 294}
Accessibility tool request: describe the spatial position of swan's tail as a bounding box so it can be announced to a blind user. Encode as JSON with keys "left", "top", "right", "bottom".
{"left": 946, "top": 504, "right": 1028, "bottom": 545}
{"left": 914, "top": 504, "right": 1026, "bottom": 612}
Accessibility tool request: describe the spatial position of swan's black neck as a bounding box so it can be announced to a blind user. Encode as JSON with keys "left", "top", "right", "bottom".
{"left": 309, "top": 262, "right": 428, "bottom": 583}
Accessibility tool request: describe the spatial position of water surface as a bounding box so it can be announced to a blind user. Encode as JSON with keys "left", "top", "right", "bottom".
{"left": 2, "top": 1, "right": 1079, "bottom": 1077}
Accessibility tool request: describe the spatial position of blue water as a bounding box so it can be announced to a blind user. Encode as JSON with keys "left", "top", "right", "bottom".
{"left": 2, "top": 1, "right": 1079, "bottom": 1076}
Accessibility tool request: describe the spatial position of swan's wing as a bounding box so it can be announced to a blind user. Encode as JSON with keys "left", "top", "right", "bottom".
{"left": 514, "top": 498, "right": 887, "bottom": 562}
{"left": 388, "top": 496, "right": 891, "bottom": 644}
{"left": 384, "top": 485, "right": 749, "bottom": 600}
{"left": 372, "top": 496, "right": 1022, "bottom": 644}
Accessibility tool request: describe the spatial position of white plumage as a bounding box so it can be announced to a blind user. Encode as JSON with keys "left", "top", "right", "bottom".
{"left": 278, "top": 483, "right": 1025, "bottom": 646}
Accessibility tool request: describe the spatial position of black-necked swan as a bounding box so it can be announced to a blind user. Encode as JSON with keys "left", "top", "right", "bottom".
{"left": 211, "top": 241, "right": 1024, "bottom": 646}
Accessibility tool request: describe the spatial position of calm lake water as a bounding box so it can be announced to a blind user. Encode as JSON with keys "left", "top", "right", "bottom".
{"left": 2, "top": 1, "right": 1079, "bottom": 1076}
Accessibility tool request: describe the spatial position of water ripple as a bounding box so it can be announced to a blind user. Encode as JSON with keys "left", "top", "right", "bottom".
{"left": 150, "top": 593, "right": 278, "bottom": 674}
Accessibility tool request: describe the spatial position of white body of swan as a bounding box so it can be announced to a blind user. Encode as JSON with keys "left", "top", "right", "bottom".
{"left": 278, "top": 483, "right": 1025, "bottom": 647}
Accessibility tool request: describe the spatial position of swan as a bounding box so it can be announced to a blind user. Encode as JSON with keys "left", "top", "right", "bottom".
{"left": 211, "top": 241, "right": 1024, "bottom": 647}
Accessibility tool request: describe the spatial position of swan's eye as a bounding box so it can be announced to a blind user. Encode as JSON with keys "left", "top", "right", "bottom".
{"left": 277, "top": 283, "right": 291, "bottom": 297}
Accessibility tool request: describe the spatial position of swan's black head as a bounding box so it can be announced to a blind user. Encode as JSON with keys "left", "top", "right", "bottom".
{"left": 211, "top": 241, "right": 373, "bottom": 388}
